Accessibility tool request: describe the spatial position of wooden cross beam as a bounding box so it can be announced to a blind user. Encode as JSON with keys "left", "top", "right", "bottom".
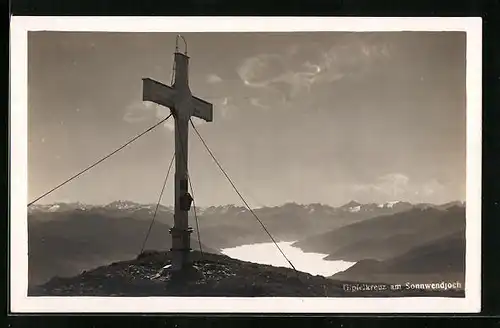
{"left": 142, "top": 43, "right": 213, "bottom": 271}
{"left": 142, "top": 78, "right": 213, "bottom": 122}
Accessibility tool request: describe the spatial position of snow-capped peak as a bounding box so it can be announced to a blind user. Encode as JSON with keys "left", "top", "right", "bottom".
{"left": 340, "top": 200, "right": 362, "bottom": 213}
{"left": 220, "top": 205, "right": 232, "bottom": 215}
{"left": 342, "top": 200, "right": 361, "bottom": 207}
{"left": 105, "top": 200, "right": 140, "bottom": 210}
{"left": 378, "top": 201, "right": 401, "bottom": 208}
{"left": 348, "top": 205, "right": 361, "bottom": 213}
{"left": 48, "top": 204, "right": 60, "bottom": 212}
{"left": 386, "top": 201, "right": 401, "bottom": 208}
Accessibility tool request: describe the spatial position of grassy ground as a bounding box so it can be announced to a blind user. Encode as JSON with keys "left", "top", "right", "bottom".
{"left": 29, "top": 251, "right": 464, "bottom": 298}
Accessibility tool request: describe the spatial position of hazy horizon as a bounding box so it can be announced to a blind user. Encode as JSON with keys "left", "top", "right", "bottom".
{"left": 30, "top": 199, "right": 465, "bottom": 208}
{"left": 28, "top": 31, "right": 466, "bottom": 208}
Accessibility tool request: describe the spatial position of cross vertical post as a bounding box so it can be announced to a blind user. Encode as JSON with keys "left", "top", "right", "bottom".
{"left": 172, "top": 51, "right": 192, "bottom": 271}
{"left": 142, "top": 37, "right": 213, "bottom": 271}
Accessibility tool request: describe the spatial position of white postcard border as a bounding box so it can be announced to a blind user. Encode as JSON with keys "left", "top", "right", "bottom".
{"left": 10, "top": 16, "right": 482, "bottom": 313}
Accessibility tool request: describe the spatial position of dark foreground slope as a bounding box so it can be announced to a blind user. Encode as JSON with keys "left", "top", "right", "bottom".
{"left": 331, "top": 229, "right": 465, "bottom": 286}
{"left": 28, "top": 211, "right": 217, "bottom": 286}
{"left": 30, "top": 251, "right": 464, "bottom": 298}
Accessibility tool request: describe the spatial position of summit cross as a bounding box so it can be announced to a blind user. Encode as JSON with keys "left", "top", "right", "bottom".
{"left": 142, "top": 36, "right": 213, "bottom": 271}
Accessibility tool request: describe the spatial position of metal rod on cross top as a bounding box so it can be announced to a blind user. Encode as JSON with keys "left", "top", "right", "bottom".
{"left": 175, "top": 34, "right": 188, "bottom": 55}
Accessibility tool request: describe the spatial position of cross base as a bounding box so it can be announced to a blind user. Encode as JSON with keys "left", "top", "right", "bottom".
{"left": 169, "top": 227, "right": 194, "bottom": 271}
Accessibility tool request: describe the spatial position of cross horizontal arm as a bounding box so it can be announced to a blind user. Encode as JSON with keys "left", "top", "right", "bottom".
{"left": 192, "top": 96, "right": 213, "bottom": 122}
{"left": 142, "top": 78, "right": 176, "bottom": 109}
{"left": 142, "top": 77, "right": 213, "bottom": 122}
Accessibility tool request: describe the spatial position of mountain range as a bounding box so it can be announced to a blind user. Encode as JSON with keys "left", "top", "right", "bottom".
{"left": 28, "top": 200, "right": 466, "bottom": 288}
{"left": 293, "top": 204, "right": 465, "bottom": 261}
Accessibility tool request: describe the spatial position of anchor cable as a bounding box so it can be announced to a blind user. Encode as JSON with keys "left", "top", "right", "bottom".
{"left": 189, "top": 119, "right": 298, "bottom": 273}
{"left": 27, "top": 114, "right": 173, "bottom": 207}
{"left": 188, "top": 174, "right": 203, "bottom": 258}
{"left": 139, "top": 151, "right": 176, "bottom": 255}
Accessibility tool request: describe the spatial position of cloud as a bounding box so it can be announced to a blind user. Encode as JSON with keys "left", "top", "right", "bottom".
{"left": 236, "top": 38, "right": 391, "bottom": 103}
{"left": 351, "top": 173, "right": 409, "bottom": 199}
{"left": 421, "top": 179, "right": 447, "bottom": 197}
{"left": 237, "top": 54, "right": 286, "bottom": 88}
{"left": 236, "top": 53, "right": 320, "bottom": 104}
{"left": 124, "top": 98, "right": 212, "bottom": 132}
{"left": 376, "top": 173, "right": 410, "bottom": 198}
{"left": 162, "top": 117, "right": 176, "bottom": 131}
{"left": 214, "top": 96, "right": 238, "bottom": 118}
{"left": 249, "top": 97, "right": 269, "bottom": 109}
{"left": 123, "top": 110, "right": 149, "bottom": 123}
{"left": 123, "top": 100, "right": 160, "bottom": 123}
{"left": 350, "top": 172, "right": 453, "bottom": 204}
{"left": 313, "top": 40, "right": 390, "bottom": 84}
{"left": 123, "top": 100, "right": 177, "bottom": 132}
{"left": 237, "top": 54, "right": 312, "bottom": 89}
{"left": 206, "top": 73, "right": 223, "bottom": 84}
{"left": 188, "top": 95, "right": 239, "bottom": 120}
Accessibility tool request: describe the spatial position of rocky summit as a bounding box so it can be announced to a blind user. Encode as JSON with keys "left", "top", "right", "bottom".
{"left": 29, "top": 251, "right": 464, "bottom": 298}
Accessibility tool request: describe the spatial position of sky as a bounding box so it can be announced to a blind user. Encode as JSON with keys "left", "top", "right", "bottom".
{"left": 27, "top": 31, "right": 466, "bottom": 207}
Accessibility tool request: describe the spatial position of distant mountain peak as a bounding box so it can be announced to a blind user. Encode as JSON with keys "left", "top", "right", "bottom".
{"left": 375, "top": 200, "right": 414, "bottom": 209}
{"left": 339, "top": 201, "right": 363, "bottom": 213}
{"left": 439, "top": 201, "right": 466, "bottom": 209}
{"left": 377, "top": 200, "right": 401, "bottom": 208}
{"left": 28, "top": 202, "right": 93, "bottom": 213}
{"left": 105, "top": 200, "right": 142, "bottom": 210}
{"left": 107, "top": 200, "right": 139, "bottom": 206}
{"left": 341, "top": 200, "right": 361, "bottom": 208}
{"left": 47, "top": 204, "right": 60, "bottom": 212}
{"left": 198, "top": 204, "right": 247, "bottom": 216}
